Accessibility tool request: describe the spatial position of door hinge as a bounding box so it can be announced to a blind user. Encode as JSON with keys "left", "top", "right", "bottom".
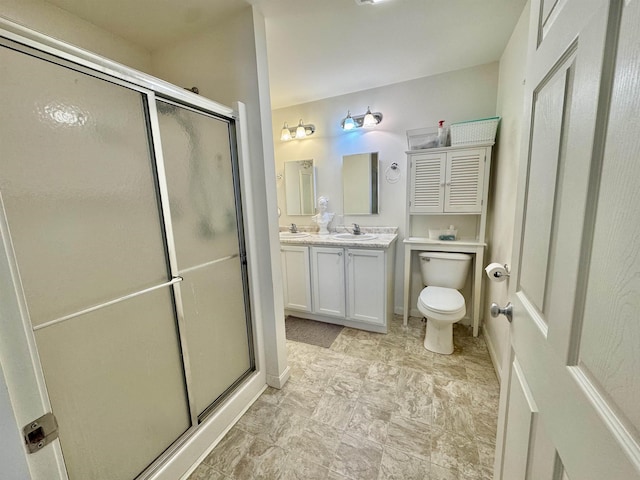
{"left": 240, "top": 252, "right": 248, "bottom": 266}
{"left": 24, "top": 412, "right": 58, "bottom": 453}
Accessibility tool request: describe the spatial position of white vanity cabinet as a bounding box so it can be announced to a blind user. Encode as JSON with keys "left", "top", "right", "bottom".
{"left": 280, "top": 245, "right": 312, "bottom": 312}
{"left": 346, "top": 249, "right": 386, "bottom": 326}
{"left": 310, "top": 246, "right": 389, "bottom": 329}
{"left": 310, "top": 246, "right": 346, "bottom": 318}
{"left": 409, "top": 147, "right": 487, "bottom": 214}
{"left": 280, "top": 236, "right": 396, "bottom": 333}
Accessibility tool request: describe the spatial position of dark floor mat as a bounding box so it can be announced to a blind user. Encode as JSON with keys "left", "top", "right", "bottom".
{"left": 285, "top": 316, "right": 343, "bottom": 348}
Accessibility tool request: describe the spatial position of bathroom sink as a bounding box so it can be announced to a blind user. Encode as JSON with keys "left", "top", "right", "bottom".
{"left": 331, "top": 233, "right": 377, "bottom": 241}
{"left": 279, "top": 232, "right": 310, "bottom": 239}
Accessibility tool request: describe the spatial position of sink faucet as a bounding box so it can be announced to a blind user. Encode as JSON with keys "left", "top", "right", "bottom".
{"left": 290, "top": 223, "right": 298, "bottom": 233}
{"left": 352, "top": 223, "right": 361, "bottom": 235}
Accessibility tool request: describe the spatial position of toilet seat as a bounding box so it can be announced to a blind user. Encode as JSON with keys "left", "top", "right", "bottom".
{"left": 418, "top": 286, "right": 465, "bottom": 320}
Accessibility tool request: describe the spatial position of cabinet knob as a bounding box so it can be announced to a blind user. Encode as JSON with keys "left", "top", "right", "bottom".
{"left": 338, "top": 252, "right": 342, "bottom": 256}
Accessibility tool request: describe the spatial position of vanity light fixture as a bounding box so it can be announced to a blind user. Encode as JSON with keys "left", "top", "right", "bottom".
{"left": 340, "top": 107, "right": 383, "bottom": 130}
{"left": 280, "top": 119, "right": 316, "bottom": 141}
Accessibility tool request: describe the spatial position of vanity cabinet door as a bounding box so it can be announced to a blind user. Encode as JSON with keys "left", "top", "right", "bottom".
{"left": 310, "top": 246, "right": 346, "bottom": 318}
{"left": 346, "top": 249, "right": 385, "bottom": 325}
{"left": 409, "top": 152, "right": 446, "bottom": 213}
{"left": 281, "top": 245, "right": 312, "bottom": 312}
{"left": 444, "top": 148, "right": 486, "bottom": 213}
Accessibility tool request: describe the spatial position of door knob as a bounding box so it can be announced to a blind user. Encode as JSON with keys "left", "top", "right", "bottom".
{"left": 490, "top": 302, "right": 513, "bottom": 323}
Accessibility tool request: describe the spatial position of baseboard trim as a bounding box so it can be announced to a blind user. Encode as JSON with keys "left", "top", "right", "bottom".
{"left": 267, "top": 365, "right": 290, "bottom": 389}
{"left": 177, "top": 382, "right": 267, "bottom": 480}
{"left": 483, "top": 328, "right": 502, "bottom": 384}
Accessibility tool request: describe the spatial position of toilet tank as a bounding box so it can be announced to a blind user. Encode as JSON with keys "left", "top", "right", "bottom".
{"left": 419, "top": 252, "right": 472, "bottom": 289}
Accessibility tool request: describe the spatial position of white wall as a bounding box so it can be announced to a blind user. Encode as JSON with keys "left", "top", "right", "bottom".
{"left": 0, "top": 0, "right": 152, "bottom": 72}
{"left": 151, "top": 7, "right": 287, "bottom": 388}
{"left": 272, "top": 63, "right": 499, "bottom": 311}
{"left": 483, "top": 1, "right": 531, "bottom": 380}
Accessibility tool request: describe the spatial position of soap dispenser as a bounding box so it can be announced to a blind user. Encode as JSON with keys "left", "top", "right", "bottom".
{"left": 437, "top": 120, "right": 448, "bottom": 147}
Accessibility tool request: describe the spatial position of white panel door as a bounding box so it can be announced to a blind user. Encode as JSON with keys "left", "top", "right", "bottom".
{"left": 281, "top": 245, "right": 312, "bottom": 312}
{"left": 346, "top": 248, "right": 385, "bottom": 325}
{"left": 494, "top": 1, "right": 640, "bottom": 479}
{"left": 311, "top": 246, "right": 345, "bottom": 318}
{"left": 0, "top": 46, "right": 191, "bottom": 480}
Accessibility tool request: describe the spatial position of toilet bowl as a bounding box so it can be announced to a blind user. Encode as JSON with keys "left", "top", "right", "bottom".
{"left": 417, "top": 252, "right": 471, "bottom": 354}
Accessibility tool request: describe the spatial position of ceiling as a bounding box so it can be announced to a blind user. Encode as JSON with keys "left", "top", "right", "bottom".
{"left": 43, "top": 0, "right": 527, "bottom": 109}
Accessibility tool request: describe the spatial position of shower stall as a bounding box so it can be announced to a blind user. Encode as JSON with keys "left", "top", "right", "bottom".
{"left": 0, "top": 21, "right": 263, "bottom": 480}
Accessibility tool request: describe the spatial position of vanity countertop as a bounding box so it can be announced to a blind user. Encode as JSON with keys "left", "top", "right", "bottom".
{"left": 279, "top": 227, "right": 398, "bottom": 249}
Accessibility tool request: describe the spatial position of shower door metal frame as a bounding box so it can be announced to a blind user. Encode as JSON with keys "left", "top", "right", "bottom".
{"left": 149, "top": 96, "right": 257, "bottom": 425}
{"left": 0, "top": 18, "right": 266, "bottom": 480}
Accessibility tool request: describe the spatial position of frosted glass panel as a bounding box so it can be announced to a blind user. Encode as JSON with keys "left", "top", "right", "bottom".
{"left": 35, "top": 288, "right": 190, "bottom": 480}
{"left": 0, "top": 46, "right": 168, "bottom": 326}
{"left": 156, "top": 101, "right": 240, "bottom": 270}
{"left": 180, "top": 259, "right": 251, "bottom": 416}
{"left": 157, "top": 100, "right": 252, "bottom": 417}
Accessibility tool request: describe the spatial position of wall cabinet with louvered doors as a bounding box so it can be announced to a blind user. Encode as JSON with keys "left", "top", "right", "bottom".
{"left": 404, "top": 143, "right": 493, "bottom": 337}
{"left": 409, "top": 147, "right": 487, "bottom": 214}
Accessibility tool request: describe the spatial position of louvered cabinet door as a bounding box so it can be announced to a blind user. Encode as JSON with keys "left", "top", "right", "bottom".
{"left": 444, "top": 148, "right": 485, "bottom": 213}
{"left": 409, "top": 152, "right": 446, "bottom": 213}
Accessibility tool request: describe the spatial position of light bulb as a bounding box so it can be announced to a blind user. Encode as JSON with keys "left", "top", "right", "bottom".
{"left": 363, "top": 107, "right": 377, "bottom": 128}
{"left": 280, "top": 122, "right": 291, "bottom": 141}
{"left": 295, "top": 119, "right": 306, "bottom": 139}
{"left": 342, "top": 111, "right": 355, "bottom": 130}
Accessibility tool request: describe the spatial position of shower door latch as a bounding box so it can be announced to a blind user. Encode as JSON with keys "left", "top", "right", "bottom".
{"left": 23, "top": 412, "right": 58, "bottom": 453}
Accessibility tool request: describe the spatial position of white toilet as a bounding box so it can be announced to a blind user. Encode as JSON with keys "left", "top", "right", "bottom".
{"left": 417, "top": 252, "right": 472, "bottom": 354}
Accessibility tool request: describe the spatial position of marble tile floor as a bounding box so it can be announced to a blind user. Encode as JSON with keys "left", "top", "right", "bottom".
{"left": 188, "top": 315, "right": 500, "bottom": 480}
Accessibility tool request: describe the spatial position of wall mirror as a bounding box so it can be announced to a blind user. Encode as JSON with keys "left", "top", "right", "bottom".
{"left": 284, "top": 159, "right": 316, "bottom": 215}
{"left": 343, "top": 152, "right": 379, "bottom": 215}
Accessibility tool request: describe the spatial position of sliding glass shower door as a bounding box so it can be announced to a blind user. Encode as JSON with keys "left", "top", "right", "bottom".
{"left": 0, "top": 41, "right": 254, "bottom": 479}
{"left": 155, "top": 101, "right": 254, "bottom": 420}
{"left": 0, "top": 45, "right": 191, "bottom": 480}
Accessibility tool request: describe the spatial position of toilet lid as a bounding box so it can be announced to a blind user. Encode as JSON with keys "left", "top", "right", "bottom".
{"left": 418, "top": 286, "right": 465, "bottom": 314}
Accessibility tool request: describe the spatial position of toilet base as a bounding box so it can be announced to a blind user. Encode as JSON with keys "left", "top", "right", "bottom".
{"left": 424, "top": 319, "right": 455, "bottom": 355}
